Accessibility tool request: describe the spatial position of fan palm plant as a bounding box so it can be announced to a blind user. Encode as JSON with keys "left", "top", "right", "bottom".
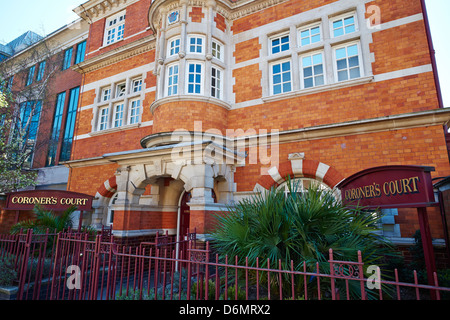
{"left": 210, "top": 179, "right": 398, "bottom": 299}
{"left": 10, "top": 204, "right": 77, "bottom": 235}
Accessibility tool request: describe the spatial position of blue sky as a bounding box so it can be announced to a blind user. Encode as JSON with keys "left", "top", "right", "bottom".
{"left": 0, "top": 0, "right": 448, "bottom": 107}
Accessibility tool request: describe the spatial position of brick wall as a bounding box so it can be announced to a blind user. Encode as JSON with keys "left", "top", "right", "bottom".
{"left": 71, "top": 126, "right": 152, "bottom": 161}
{"left": 189, "top": 7, "right": 205, "bottom": 23}
{"left": 214, "top": 13, "right": 227, "bottom": 32}
{"left": 152, "top": 101, "right": 229, "bottom": 134}
{"left": 370, "top": 20, "right": 431, "bottom": 75}
{"left": 86, "top": 0, "right": 154, "bottom": 59}
{"left": 68, "top": 163, "right": 119, "bottom": 196}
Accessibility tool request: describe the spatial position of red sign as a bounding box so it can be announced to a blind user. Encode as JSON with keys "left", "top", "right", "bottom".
{"left": 5, "top": 190, "right": 94, "bottom": 211}
{"left": 336, "top": 166, "right": 437, "bottom": 209}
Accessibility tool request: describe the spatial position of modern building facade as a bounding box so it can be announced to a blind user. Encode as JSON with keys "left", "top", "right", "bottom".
{"left": 0, "top": 19, "right": 90, "bottom": 232}
{"left": 1, "top": 0, "right": 450, "bottom": 258}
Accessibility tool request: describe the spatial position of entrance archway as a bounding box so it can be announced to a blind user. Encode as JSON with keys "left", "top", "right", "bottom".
{"left": 179, "top": 191, "right": 192, "bottom": 238}
{"left": 177, "top": 189, "right": 217, "bottom": 240}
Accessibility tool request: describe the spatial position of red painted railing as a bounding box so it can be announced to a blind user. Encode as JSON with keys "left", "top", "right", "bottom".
{"left": 1, "top": 230, "right": 450, "bottom": 300}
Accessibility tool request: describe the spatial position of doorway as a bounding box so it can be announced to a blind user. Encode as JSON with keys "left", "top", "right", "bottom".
{"left": 179, "top": 191, "right": 192, "bottom": 238}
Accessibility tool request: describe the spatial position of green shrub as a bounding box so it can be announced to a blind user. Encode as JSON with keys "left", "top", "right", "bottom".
{"left": 210, "top": 180, "right": 399, "bottom": 299}
{"left": 0, "top": 257, "right": 18, "bottom": 287}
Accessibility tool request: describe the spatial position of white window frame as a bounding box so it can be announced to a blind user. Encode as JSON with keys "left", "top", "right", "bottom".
{"left": 186, "top": 61, "right": 204, "bottom": 95}
{"left": 188, "top": 35, "right": 205, "bottom": 54}
{"left": 116, "top": 82, "right": 126, "bottom": 98}
{"left": 298, "top": 23, "right": 322, "bottom": 47}
{"left": 300, "top": 51, "right": 326, "bottom": 89}
{"left": 269, "top": 32, "right": 290, "bottom": 55}
{"left": 132, "top": 78, "right": 142, "bottom": 93}
{"left": 166, "top": 63, "right": 179, "bottom": 96}
{"left": 211, "top": 66, "right": 223, "bottom": 99}
{"left": 113, "top": 102, "right": 125, "bottom": 128}
{"left": 98, "top": 106, "right": 109, "bottom": 131}
{"left": 330, "top": 12, "right": 358, "bottom": 38}
{"left": 269, "top": 59, "right": 292, "bottom": 95}
{"left": 168, "top": 37, "right": 181, "bottom": 57}
{"left": 277, "top": 178, "right": 333, "bottom": 198}
{"left": 101, "top": 87, "right": 111, "bottom": 102}
{"left": 104, "top": 11, "right": 126, "bottom": 46}
{"left": 129, "top": 98, "right": 141, "bottom": 125}
{"left": 333, "top": 41, "right": 364, "bottom": 82}
{"left": 107, "top": 193, "right": 118, "bottom": 226}
{"left": 212, "top": 40, "right": 224, "bottom": 62}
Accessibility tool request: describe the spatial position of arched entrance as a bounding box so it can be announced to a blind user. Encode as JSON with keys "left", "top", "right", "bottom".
{"left": 179, "top": 191, "right": 192, "bottom": 238}
{"left": 177, "top": 189, "right": 217, "bottom": 239}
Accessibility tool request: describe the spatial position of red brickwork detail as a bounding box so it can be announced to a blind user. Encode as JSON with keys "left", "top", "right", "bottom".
{"left": 370, "top": 21, "right": 431, "bottom": 75}
{"left": 323, "top": 166, "right": 345, "bottom": 188}
{"left": 87, "top": 0, "right": 153, "bottom": 59}
{"left": 71, "top": 126, "right": 152, "bottom": 160}
{"left": 80, "top": 89, "right": 96, "bottom": 107}
{"left": 234, "top": 38, "right": 261, "bottom": 64}
{"left": 228, "top": 72, "right": 438, "bottom": 132}
{"left": 68, "top": 164, "right": 119, "bottom": 196}
{"left": 231, "top": 0, "right": 339, "bottom": 34}
{"left": 84, "top": 51, "right": 155, "bottom": 85}
{"left": 75, "top": 109, "right": 94, "bottom": 136}
{"left": 189, "top": 7, "right": 204, "bottom": 23}
{"left": 113, "top": 210, "right": 177, "bottom": 231}
{"left": 152, "top": 101, "right": 229, "bottom": 134}
{"left": 277, "top": 161, "right": 294, "bottom": 180}
{"left": 97, "top": 176, "right": 118, "bottom": 198}
{"left": 232, "top": 64, "right": 262, "bottom": 103}
{"left": 365, "top": 0, "right": 423, "bottom": 25}
{"left": 254, "top": 160, "right": 343, "bottom": 191}
{"left": 214, "top": 13, "right": 226, "bottom": 32}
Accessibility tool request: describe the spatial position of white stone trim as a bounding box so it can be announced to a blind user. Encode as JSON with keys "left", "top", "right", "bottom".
{"left": 315, "top": 163, "right": 330, "bottom": 182}
{"left": 268, "top": 166, "right": 284, "bottom": 184}
{"left": 290, "top": 159, "right": 303, "bottom": 176}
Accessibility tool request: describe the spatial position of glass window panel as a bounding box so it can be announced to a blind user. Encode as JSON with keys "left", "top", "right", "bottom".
{"left": 314, "top": 64, "right": 323, "bottom": 75}
{"left": 345, "top": 25, "right": 356, "bottom": 34}
{"left": 336, "top": 48, "right": 346, "bottom": 60}
{"left": 347, "top": 44, "right": 358, "bottom": 57}
{"left": 338, "top": 70, "right": 348, "bottom": 81}
{"left": 282, "top": 72, "right": 291, "bottom": 82}
{"left": 349, "top": 56, "right": 359, "bottom": 68}
{"left": 315, "top": 75, "right": 324, "bottom": 86}
{"left": 311, "top": 34, "right": 321, "bottom": 43}
{"left": 302, "top": 56, "right": 312, "bottom": 67}
{"left": 313, "top": 53, "right": 322, "bottom": 65}
{"left": 304, "top": 78, "right": 314, "bottom": 88}
{"left": 283, "top": 82, "right": 291, "bottom": 92}
{"left": 60, "top": 87, "right": 79, "bottom": 162}
{"left": 334, "top": 28, "right": 344, "bottom": 37}
{"left": 303, "top": 67, "right": 313, "bottom": 78}
{"left": 337, "top": 59, "right": 347, "bottom": 70}
{"left": 333, "top": 20, "right": 343, "bottom": 29}
{"left": 273, "top": 84, "right": 281, "bottom": 95}
{"left": 273, "top": 64, "right": 281, "bottom": 74}
{"left": 282, "top": 61, "right": 290, "bottom": 72}
{"left": 344, "top": 16, "right": 355, "bottom": 26}
{"left": 311, "top": 27, "right": 320, "bottom": 35}
{"left": 273, "top": 74, "right": 281, "bottom": 84}
{"left": 350, "top": 67, "right": 360, "bottom": 79}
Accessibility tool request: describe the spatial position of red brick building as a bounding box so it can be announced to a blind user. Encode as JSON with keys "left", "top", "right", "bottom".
{"left": 0, "top": 20, "right": 89, "bottom": 232}
{"left": 3, "top": 0, "right": 450, "bottom": 258}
